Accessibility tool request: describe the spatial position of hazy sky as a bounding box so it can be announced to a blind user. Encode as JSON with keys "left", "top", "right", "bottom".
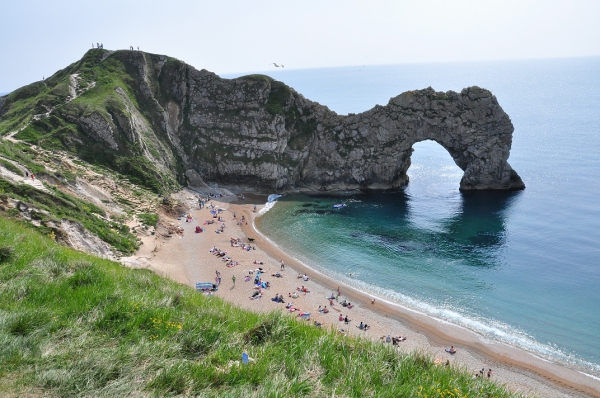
{"left": 1, "top": 0, "right": 599, "bottom": 92}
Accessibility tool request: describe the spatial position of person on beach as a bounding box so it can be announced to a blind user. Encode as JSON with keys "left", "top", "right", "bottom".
{"left": 281, "top": 261, "right": 285, "bottom": 271}
{"left": 322, "top": 306, "right": 329, "bottom": 313}
{"left": 371, "top": 298, "right": 376, "bottom": 305}
{"left": 487, "top": 369, "right": 492, "bottom": 378}
{"left": 232, "top": 275, "right": 236, "bottom": 287}
{"left": 445, "top": 345, "right": 457, "bottom": 354}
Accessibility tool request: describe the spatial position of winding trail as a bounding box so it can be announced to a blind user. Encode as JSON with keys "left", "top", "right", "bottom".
{"left": 3, "top": 73, "right": 95, "bottom": 143}
{"left": 0, "top": 155, "right": 49, "bottom": 192}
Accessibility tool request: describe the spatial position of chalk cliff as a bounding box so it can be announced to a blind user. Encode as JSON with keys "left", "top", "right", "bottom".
{"left": 0, "top": 49, "right": 524, "bottom": 193}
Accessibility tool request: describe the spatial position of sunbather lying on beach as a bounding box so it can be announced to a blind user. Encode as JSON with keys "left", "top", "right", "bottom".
{"left": 392, "top": 336, "right": 406, "bottom": 345}
{"left": 271, "top": 294, "right": 284, "bottom": 303}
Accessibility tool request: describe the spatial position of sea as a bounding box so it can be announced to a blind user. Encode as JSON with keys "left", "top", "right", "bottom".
{"left": 223, "top": 56, "right": 600, "bottom": 377}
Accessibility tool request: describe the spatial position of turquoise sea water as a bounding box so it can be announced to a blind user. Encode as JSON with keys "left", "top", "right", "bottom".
{"left": 224, "top": 57, "right": 600, "bottom": 376}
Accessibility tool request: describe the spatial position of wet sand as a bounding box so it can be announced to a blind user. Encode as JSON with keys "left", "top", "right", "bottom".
{"left": 122, "top": 190, "right": 600, "bottom": 398}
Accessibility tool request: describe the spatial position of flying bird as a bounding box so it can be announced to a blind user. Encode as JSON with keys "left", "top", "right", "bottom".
{"left": 270, "top": 63, "right": 284, "bottom": 68}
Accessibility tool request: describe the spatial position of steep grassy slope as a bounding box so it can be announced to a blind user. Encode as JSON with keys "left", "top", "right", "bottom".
{"left": 0, "top": 50, "right": 182, "bottom": 194}
{"left": 0, "top": 216, "right": 519, "bottom": 397}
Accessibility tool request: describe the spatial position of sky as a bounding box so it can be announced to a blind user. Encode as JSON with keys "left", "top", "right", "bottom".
{"left": 1, "top": 0, "right": 599, "bottom": 93}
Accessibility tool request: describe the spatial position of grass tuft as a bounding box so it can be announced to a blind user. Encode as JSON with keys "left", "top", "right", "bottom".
{"left": 0, "top": 245, "right": 14, "bottom": 262}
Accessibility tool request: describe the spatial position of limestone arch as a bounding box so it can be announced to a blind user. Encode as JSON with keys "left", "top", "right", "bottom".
{"left": 385, "top": 87, "right": 525, "bottom": 191}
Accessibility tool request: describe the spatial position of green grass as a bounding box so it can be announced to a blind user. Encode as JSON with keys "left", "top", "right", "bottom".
{"left": 0, "top": 141, "right": 47, "bottom": 176}
{"left": 0, "top": 216, "right": 522, "bottom": 397}
{"left": 0, "top": 179, "right": 138, "bottom": 254}
{"left": 0, "top": 50, "right": 180, "bottom": 195}
{"left": 137, "top": 213, "right": 158, "bottom": 228}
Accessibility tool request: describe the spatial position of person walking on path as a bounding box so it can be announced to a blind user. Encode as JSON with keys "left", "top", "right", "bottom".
{"left": 232, "top": 275, "right": 236, "bottom": 287}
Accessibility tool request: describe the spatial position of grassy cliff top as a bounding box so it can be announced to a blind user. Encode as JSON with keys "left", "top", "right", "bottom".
{"left": 0, "top": 216, "right": 518, "bottom": 397}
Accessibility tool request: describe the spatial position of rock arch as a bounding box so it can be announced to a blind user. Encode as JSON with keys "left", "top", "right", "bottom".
{"left": 398, "top": 87, "right": 525, "bottom": 191}
{"left": 299, "top": 86, "right": 525, "bottom": 191}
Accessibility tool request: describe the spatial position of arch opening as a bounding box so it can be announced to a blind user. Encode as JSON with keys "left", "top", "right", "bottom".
{"left": 406, "top": 140, "right": 463, "bottom": 195}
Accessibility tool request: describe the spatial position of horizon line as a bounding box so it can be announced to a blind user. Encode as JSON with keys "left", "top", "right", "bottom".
{"left": 2, "top": 53, "right": 599, "bottom": 94}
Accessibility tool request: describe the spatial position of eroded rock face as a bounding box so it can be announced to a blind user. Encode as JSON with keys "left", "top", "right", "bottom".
{"left": 152, "top": 56, "right": 524, "bottom": 191}
{"left": 141, "top": 51, "right": 523, "bottom": 191}
{"left": 6, "top": 50, "right": 525, "bottom": 192}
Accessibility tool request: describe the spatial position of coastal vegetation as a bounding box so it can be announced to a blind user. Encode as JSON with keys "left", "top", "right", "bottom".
{"left": 0, "top": 177, "right": 138, "bottom": 254}
{"left": 0, "top": 216, "right": 520, "bottom": 397}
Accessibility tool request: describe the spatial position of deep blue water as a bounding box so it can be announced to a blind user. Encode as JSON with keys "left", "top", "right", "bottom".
{"left": 223, "top": 57, "right": 600, "bottom": 375}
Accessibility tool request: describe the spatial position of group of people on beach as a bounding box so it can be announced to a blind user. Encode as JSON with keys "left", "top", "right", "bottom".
{"left": 475, "top": 368, "right": 493, "bottom": 379}
{"left": 198, "top": 201, "right": 406, "bottom": 345}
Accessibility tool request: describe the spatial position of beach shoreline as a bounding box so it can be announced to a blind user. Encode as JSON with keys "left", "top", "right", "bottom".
{"left": 122, "top": 189, "right": 600, "bottom": 398}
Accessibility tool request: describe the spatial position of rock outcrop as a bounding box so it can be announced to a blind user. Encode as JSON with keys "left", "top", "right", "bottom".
{"left": 0, "top": 49, "right": 524, "bottom": 192}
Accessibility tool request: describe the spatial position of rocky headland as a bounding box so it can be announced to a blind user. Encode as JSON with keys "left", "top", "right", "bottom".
{"left": 0, "top": 49, "right": 524, "bottom": 194}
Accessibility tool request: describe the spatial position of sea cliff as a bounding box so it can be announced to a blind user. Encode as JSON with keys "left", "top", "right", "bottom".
{"left": 0, "top": 49, "right": 524, "bottom": 193}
